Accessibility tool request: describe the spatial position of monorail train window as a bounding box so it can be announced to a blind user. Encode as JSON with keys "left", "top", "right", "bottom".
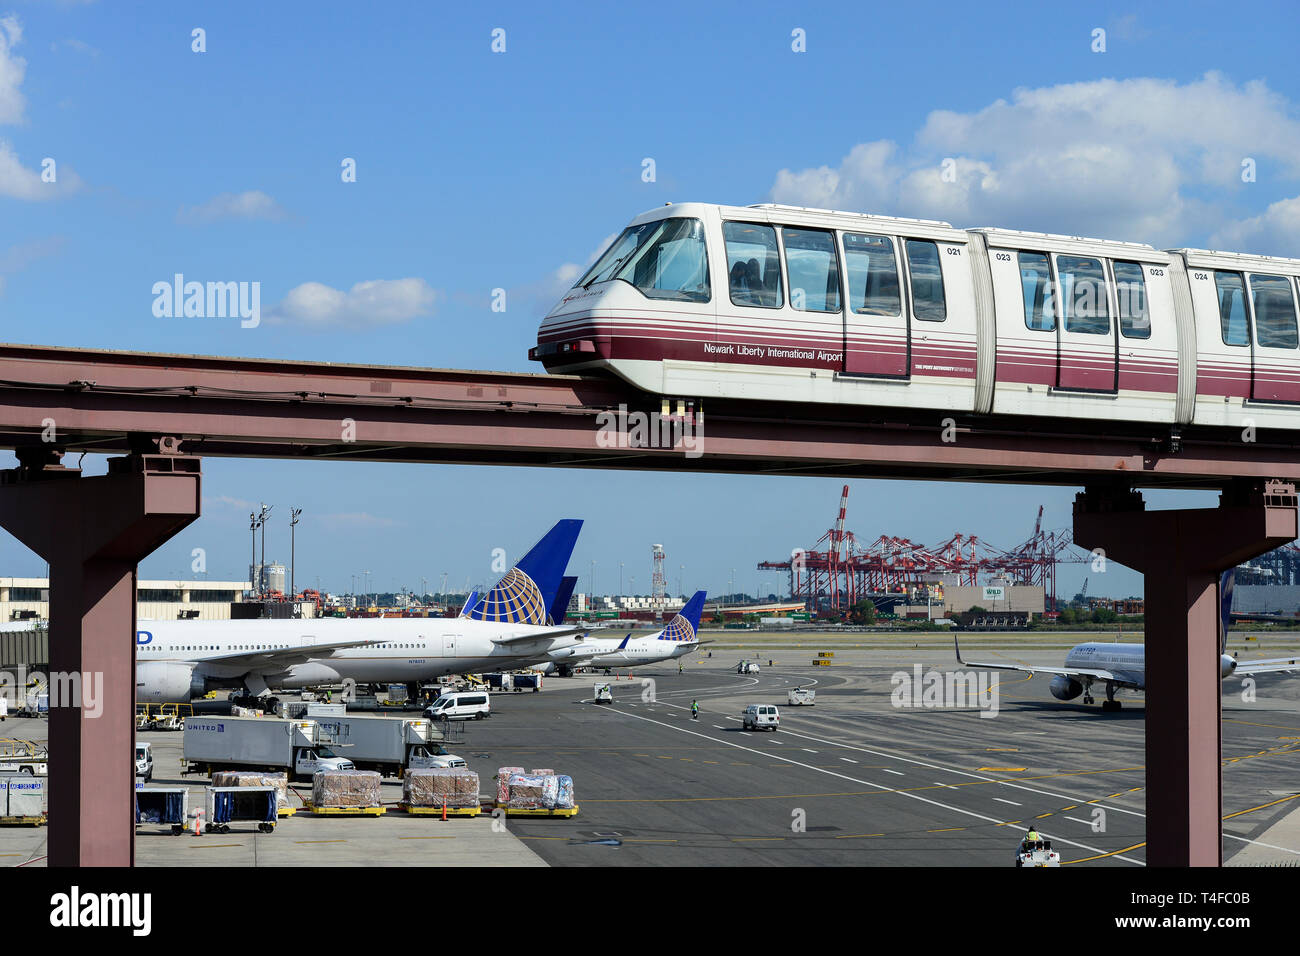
{"left": 1057, "top": 255, "right": 1110, "bottom": 335}
{"left": 1249, "top": 274, "right": 1298, "bottom": 349}
{"left": 723, "top": 222, "right": 782, "bottom": 308}
{"left": 1113, "top": 261, "right": 1150, "bottom": 339}
{"left": 842, "top": 233, "right": 900, "bottom": 316}
{"left": 1018, "top": 252, "right": 1055, "bottom": 331}
{"left": 905, "top": 240, "right": 946, "bottom": 322}
{"left": 575, "top": 218, "right": 710, "bottom": 302}
{"left": 1214, "top": 272, "right": 1250, "bottom": 346}
{"left": 783, "top": 228, "right": 841, "bottom": 313}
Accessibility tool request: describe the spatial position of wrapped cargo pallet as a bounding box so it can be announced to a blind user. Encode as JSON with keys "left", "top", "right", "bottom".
{"left": 497, "top": 766, "right": 524, "bottom": 805}
{"left": 503, "top": 772, "right": 547, "bottom": 809}
{"left": 553, "top": 775, "right": 575, "bottom": 810}
{"left": 211, "top": 771, "right": 290, "bottom": 812}
{"left": 312, "top": 769, "right": 382, "bottom": 809}
{"left": 403, "top": 768, "right": 480, "bottom": 809}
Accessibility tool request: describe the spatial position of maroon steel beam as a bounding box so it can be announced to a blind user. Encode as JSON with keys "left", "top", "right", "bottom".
{"left": 0, "top": 343, "right": 1298, "bottom": 485}
{"left": 1073, "top": 480, "right": 1298, "bottom": 867}
{"left": 0, "top": 451, "right": 200, "bottom": 866}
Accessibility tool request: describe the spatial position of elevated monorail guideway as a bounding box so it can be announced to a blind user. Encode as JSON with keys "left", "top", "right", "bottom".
{"left": 1, "top": 343, "right": 1300, "bottom": 487}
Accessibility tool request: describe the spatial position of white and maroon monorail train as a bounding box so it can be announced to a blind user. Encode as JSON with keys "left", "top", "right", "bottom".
{"left": 529, "top": 202, "right": 1300, "bottom": 429}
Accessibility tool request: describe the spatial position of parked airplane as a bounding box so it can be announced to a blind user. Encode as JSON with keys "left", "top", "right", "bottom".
{"left": 529, "top": 591, "right": 707, "bottom": 675}
{"left": 135, "top": 520, "right": 593, "bottom": 703}
{"left": 954, "top": 635, "right": 1299, "bottom": 711}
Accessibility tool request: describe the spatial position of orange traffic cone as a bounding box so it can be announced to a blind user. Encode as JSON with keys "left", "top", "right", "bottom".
{"left": 442, "top": 799, "right": 448, "bottom": 821}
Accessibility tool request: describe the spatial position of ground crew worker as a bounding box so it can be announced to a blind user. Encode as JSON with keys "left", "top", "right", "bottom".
{"left": 678, "top": 660, "right": 684, "bottom": 674}
{"left": 691, "top": 699, "right": 699, "bottom": 720}
{"left": 1025, "top": 827, "right": 1041, "bottom": 844}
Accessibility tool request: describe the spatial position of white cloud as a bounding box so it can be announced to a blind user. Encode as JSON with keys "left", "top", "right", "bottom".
{"left": 770, "top": 73, "right": 1300, "bottom": 253}
{"left": 508, "top": 233, "right": 616, "bottom": 315}
{"left": 319, "top": 512, "right": 399, "bottom": 529}
{"left": 0, "top": 17, "right": 84, "bottom": 200}
{"left": 1209, "top": 196, "right": 1300, "bottom": 257}
{"left": 0, "top": 141, "right": 83, "bottom": 199}
{"left": 0, "top": 16, "right": 25, "bottom": 125}
{"left": 49, "top": 37, "right": 98, "bottom": 57}
{"left": 178, "top": 190, "right": 290, "bottom": 224}
{"left": 266, "top": 278, "right": 438, "bottom": 330}
{"left": 203, "top": 494, "right": 257, "bottom": 511}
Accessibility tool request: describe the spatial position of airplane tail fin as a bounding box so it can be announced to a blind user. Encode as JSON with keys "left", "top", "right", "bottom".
{"left": 658, "top": 590, "right": 706, "bottom": 642}
{"left": 463, "top": 520, "right": 583, "bottom": 626}
{"left": 550, "top": 576, "right": 579, "bottom": 625}
{"left": 460, "top": 590, "right": 481, "bottom": 616}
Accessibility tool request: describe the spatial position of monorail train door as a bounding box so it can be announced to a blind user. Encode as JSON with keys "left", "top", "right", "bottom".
{"left": 1244, "top": 272, "right": 1300, "bottom": 403}
{"left": 841, "top": 232, "right": 909, "bottom": 378}
{"left": 1054, "top": 254, "right": 1117, "bottom": 393}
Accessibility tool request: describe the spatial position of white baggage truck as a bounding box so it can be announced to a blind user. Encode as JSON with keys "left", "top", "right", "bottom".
{"left": 308, "top": 714, "right": 465, "bottom": 776}
{"left": 183, "top": 716, "right": 354, "bottom": 780}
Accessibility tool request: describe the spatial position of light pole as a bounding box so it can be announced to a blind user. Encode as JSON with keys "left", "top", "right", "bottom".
{"left": 257, "top": 503, "right": 272, "bottom": 597}
{"left": 249, "top": 512, "right": 257, "bottom": 596}
{"left": 619, "top": 561, "right": 624, "bottom": 599}
{"left": 590, "top": 560, "right": 596, "bottom": 603}
{"left": 289, "top": 507, "right": 302, "bottom": 598}
{"left": 679, "top": 564, "right": 684, "bottom": 598}
{"left": 729, "top": 568, "right": 736, "bottom": 604}
{"left": 362, "top": 569, "right": 371, "bottom": 609}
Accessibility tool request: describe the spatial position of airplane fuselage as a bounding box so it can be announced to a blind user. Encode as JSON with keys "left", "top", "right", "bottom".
{"left": 135, "top": 617, "right": 588, "bottom": 698}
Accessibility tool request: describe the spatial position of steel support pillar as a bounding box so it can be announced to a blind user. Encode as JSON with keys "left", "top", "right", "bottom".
{"left": 1073, "top": 480, "right": 1297, "bottom": 866}
{"left": 0, "top": 448, "right": 199, "bottom": 866}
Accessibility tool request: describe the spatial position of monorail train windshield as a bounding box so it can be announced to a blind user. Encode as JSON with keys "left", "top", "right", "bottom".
{"left": 576, "top": 217, "right": 710, "bottom": 302}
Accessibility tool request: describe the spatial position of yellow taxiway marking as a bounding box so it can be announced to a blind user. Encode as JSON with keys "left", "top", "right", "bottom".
{"left": 1064, "top": 841, "right": 1147, "bottom": 865}
{"left": 978, "top": 767, "right": 1027, "bottom": 772}
{"left": 835, "top": 833, "right": 884, "bottom": 839}
{"left": 0, "top": 853, "right": 27, "bottom": 857}
{"left": 702, "top": 760, "right": 720, "bottom": 764}
{"left": 1222, "top": 792, "right": 1300, "bottom": 820}
{"left": 985, "top": 747, "right": 1020, "bottom": 752}
{"left": 1225, "top": 717, "right": 1300, "bottom": 732}
{"left": 927, "top": 827, "right": 965, "bottom": 833}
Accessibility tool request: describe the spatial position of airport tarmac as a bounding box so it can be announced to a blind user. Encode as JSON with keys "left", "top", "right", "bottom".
{"left": 2, "top": 645, "right": 1298, "bottom": 866}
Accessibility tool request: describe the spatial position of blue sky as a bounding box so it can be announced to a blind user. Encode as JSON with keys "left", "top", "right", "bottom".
{"left": 2, "top": 1, "right": 1298, "bottom": 600}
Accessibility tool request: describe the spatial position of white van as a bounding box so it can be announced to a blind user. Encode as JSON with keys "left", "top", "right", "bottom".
{"left": 135, "top": 742, "right": 154, "bottom": 782}
{"left": 742, "top": 704, "right": 780, "bottom": 731}
{"left": 424, "top": 692, "right": 491, "bottom": 721}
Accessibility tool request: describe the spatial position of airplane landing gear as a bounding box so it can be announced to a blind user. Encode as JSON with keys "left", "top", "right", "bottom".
{"left": 1101, "top": 682, "right": 1122, "bottom": 711}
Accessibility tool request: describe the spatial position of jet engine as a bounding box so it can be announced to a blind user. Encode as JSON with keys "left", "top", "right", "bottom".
{"left": 1048, "top": 675, "right": 1084, "bottom": 701}
{"left": 136, "top": 661, "right": 206, "bottom": 703}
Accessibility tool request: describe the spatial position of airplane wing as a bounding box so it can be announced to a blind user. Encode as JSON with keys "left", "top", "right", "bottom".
{"left": 1232, "top": 656, "right": 1300, "bottom": 676}
{"left": 187, "top": 637, "right": 380, "bottom": 670}
{"left": 954, "top": 634, "right": 1117, "bottom": 681}
{"left": 491, "top": 625, "right": 592, "bottom": 646}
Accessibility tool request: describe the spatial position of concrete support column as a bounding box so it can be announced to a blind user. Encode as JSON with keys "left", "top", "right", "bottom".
{"left": 0, "top": 450, "right": 199, "bottom": 866}
{"left": 1073, "top": 480, "right": 1297, "bottom": 866}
